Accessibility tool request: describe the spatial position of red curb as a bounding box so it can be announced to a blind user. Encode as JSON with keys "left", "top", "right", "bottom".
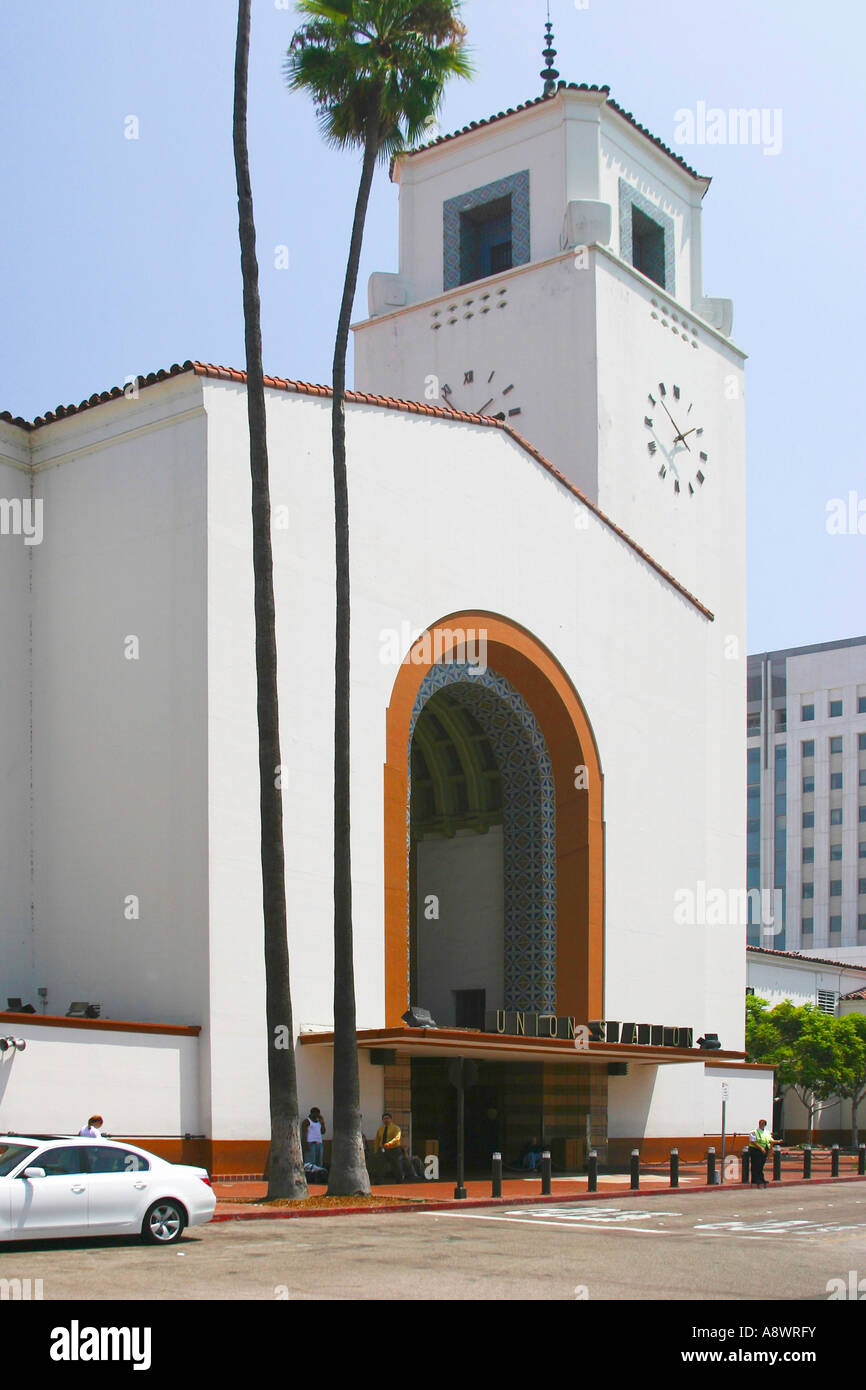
{"left": 212, "top": 1173, "right": 866, "bottom": 1222}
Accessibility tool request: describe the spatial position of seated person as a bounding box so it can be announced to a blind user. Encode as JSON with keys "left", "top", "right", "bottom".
{"left": 519, "top": 1136, "right": 543, "bottom": 1171}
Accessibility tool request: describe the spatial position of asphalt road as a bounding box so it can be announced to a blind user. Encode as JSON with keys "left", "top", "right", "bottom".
{"left": 2, "top": 1181, "right": 865, "bottom": 1303}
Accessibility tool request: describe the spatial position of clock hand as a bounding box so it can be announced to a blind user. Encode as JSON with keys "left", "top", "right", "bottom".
{"left": 658, "top": 394, "right": 688, "bottom": 444}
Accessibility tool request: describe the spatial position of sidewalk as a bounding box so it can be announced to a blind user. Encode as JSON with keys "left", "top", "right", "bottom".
{"left": 212, "top": 1153, "right": 865, "bottom": 1221}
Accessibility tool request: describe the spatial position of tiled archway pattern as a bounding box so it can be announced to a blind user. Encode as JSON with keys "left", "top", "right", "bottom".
{"left": 409, "top": 664, "right": 556, "bottom": 1011}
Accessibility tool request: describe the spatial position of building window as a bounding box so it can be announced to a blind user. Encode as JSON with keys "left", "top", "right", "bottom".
{"left": 860, "top": 733, "right": 866, "bottom": 751}
{"left": 860, "top": 842, "right": 866, "bottom": 858}
{"left": 830, "top": 879, "right": 842, "bottom": 897}
{"left": 802, "top": 882, "right": 814, "bottom": 899}
{"left": 802, "top": 739, "right": 815, "bottom": 758}
{"left": 803, "top": 812, "right": 815, "bottom": 828}
{"left": 802, "top": 704, "right": 815, "bottom": 722}
{"left": 775, "top": 708, "right": 787, "bottom": 732}
{"left": 619, "top": 180, "right": 675, "bottom": 295}
{"left": 860, "top": 878, "right": 866, "bottom": 894}
{"left": 860, "top": 770, "right": 866, "bottom": 786}
{"left": 443, "top": 171, "right": 530, "bottom": 291}
{"left": 829, "top": 917, "right": 842, "bottom": 936}
{"left": 860, "top": 913, "right": 866, "bottom": 932}
{"left": 802, "top": 917, "right": 814, "bottom": 935}
{"left": 830, "top": 700, "right": 843, "bottom": 718}
{"left": 859, "top": 697, "right": 866, "bottom": 714}
{"left": 803, "top": 846, "right": 815, "bottom": 864}
{"left": 831, "top": 808, "right": 843, "bottom": 826}
{"left": 830, "top": 736, "right": 843, "bottom": 754}
{"left": 747, "top": 712, "right": 760, "bottom": 737}
{"left": 830, "top": 843, "right": 843, "bottom": 861}
{"left": 817, "top": 989, "right": 838, "bottom": 1014}
{"left": 831, "top": 772, "right": 844, "bottom": 789}
{"left": 803, "top": 776, "right": 815, "bottom": 793}
{"left": 860, "top": 806, "right": 866, "bottom": 823}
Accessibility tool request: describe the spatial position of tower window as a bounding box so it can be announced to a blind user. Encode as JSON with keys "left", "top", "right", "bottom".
{"left": 459, "top": 196, "right": 513, "bottom": 284}
{"left": 443, "top": 171, "right": 531, "bottom": 293}
{"left": 631, "top": 207, "right": 666, "bottom": 289}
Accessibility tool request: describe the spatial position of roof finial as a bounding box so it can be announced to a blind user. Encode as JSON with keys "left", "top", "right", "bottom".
{"left": 541, "top": 3, "right": 560, "bottom": 98}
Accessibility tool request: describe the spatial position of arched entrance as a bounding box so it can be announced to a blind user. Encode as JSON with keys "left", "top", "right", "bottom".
{"left": 384, "top": 613, "right": 604, "bottom": 1028}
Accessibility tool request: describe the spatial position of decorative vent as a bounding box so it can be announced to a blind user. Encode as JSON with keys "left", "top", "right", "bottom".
{"left": 817, "top": 989, "right": 838, "bottom": 1015}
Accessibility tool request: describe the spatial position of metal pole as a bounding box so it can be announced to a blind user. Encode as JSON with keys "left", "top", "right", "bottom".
{"left": 859, "top": 1144, "right": 865, "bottom": 1177}
{"left": 741, "top": 1147, "right": 750, "bottom": 1185}
{"left": 630, "top": 1149, "right": 640, "bottom": 1190}
{"left": 491, "top": 1151, "right": 502, "bottom": 1198}
{"left": 587, "top": 1149, "right": 598, "bottom": 1193}
{"left": 670, "top": 1148, "right": 679, "bottom": 1188}
{"left": 454, "top": 1061, "right": 467, "bottom": 1200}
{"left": 706, "top": 1147, "right": 716, "bottom": 1186}
{"left": 720, "top": 1098, "right": 726, "bottom": 1181}
{"left": 541, "top": 1150, "right": 551, "bottom": 1196}
{"left": 803, "top": 1144, "right": 812, "bottom": 1179}
{"left": 831, "top": 1144, "right": 840, "bottom": 1178}
{"left": 773, "top": 1145, "right": 781, "bottom": 1183}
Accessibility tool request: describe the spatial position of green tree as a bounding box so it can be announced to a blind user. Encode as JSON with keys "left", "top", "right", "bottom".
{"left": 285, "top": 0, "right": 471, "bottom": 1196}
{"left": 233, "top": 0, "right": 306, "bottom": 1199}
{"left": 836, "top": 1012, "right": 866, "bottom": 1147}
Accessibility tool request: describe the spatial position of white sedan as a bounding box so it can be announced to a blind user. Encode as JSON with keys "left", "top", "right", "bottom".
{"left": 0, "top": 1135, "right": 216, "bottom": 1245}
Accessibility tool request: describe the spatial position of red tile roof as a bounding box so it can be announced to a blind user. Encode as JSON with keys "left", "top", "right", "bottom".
{"left": 1, "top": 359, "right": 713, "bottom": 619}
{"left": 748, "top": 946, "right": 866, "bottom": 974}
{"left": 396, "top": 83, "right": 706, "bottom": 183}
{"left": 840, "top": 987, "right": 866, "bottom": 1001}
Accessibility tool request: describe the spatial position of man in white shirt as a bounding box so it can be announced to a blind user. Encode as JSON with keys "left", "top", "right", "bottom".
{"left": 78, "top": 1114, "right": 104, "bottom": 1138}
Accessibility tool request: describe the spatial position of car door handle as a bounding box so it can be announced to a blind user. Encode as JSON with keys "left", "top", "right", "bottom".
{"left": 133, "top": 1181, "right": 147, "bottom": 1189}
{"left": 71, "top": 1184, "right": 86, "bottom": 1193}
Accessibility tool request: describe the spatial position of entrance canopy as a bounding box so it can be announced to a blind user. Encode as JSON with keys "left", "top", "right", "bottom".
{"left": 300, "top": 1026, "right": 746, "bottom": 1067}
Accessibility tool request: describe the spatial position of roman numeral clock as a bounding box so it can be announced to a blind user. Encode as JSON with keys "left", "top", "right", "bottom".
{"left": 441, "top": 369, "right": 523, "bottom": 423}
{"left": 644, "top": 382, "right": 709, "bottom": 497}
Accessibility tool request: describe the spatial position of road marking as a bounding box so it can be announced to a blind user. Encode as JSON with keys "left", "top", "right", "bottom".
{"left": 420, "top": 1211, "right": 682, "bottom": 1234}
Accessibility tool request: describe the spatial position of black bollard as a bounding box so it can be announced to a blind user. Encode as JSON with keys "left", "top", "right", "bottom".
{"left": 741, "top": 1147, "right": 750, "bottom": 1185}
{"left": 587, "top": 1149, "right": 598, "bottom": 1193}
{"left": 803, "top": 1145, "right": 812, "bottom": 1179}
{"left": 831, "top": 1144, "right": 840, "bottom": 1178}
{"left": 859, "top": 1144, "right": 865, "bottom": 1177}
{"left": 541, "top": 1150, "right": 551, "bottom": 1196}
{"left": 706, "top": 1147, "right": 716, "bottom": 1186}
{"left": 492, "top": 1151, "right": 502, "bottom": 1199}
{"left": 630, "top": 1149, "right": 640, "bottom": 1191}
{"left": 773, "top": 1146, "right": 781, "bottom": 1183}
{"left": 670, "top": 1148, "right": 679, "bottom": 1188}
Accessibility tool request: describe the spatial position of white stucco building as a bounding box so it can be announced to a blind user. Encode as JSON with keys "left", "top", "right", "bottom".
{"left": 0, "top": 78, "right": 770, "bottom": 1173}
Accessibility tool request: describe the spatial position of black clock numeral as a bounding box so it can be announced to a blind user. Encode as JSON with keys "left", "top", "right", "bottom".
{"left": 658, "top": 465, "right": 667, "bottom": 479}
{"left": 696, "top": 470, "right": 705, "bottom": 484}
{"left": 464, "top": 370, "right": 474, "bottom": 385}
{"left": 644, "top": 416, "right": 653, "bottom": 428}
{"left": 502, "top": 384, "right": 515, "bottom": 396}
{"left": 648, "top": 442, "right": 657, "bottom": 455}
{"left": 688, "top": 482, "right": 694, "bottom": 495}
{"left": 508, "top": 408, "right": 522, "bottom": 418}
{"left": 674, "top": 479, "right": 680, "bottom": 494}
{"left": 699, "top": 451, "right": 708, "bottom": 462}
{"left": 673, "top": 385, "right": 680, "bottom": 400}
{"left": 648, "top": 393, "right": 656, "bottom": 406}
{"left": 488, "top": 370, "right": 496, "bottom": 384}
{"left": 696, "top": 426, "right": 703, "bottom": 435}
{"left": 658, "top": 382, "right": 666, "bottom": 396}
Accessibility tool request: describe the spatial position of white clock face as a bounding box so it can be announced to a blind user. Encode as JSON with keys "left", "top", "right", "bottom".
{"left": 643, "top": 381, "right": 708, "bottom": 497}
{"left": 441, "top": 368, "right": 523, "bottom": 422}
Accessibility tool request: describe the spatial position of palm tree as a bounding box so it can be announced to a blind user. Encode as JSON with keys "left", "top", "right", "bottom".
{"left": 285, "top": 0, "right": 471, "bottom": 1195}
{"left": 233, "top": 0, "right": 307, "bottom": 1200}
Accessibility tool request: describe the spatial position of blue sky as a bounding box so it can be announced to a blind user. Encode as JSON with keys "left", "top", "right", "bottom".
{"left": 1, "top": 0, "right": 863, "bottom": 653}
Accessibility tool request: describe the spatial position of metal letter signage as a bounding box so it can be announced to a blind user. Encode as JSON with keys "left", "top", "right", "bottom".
{"left": 484, "top": 1011, "right": 695, "bottom": 1049}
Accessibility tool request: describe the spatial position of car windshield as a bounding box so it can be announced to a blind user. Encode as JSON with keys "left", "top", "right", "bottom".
{"left": 0, "top": 1143, "right": 37, "bottom": 1177}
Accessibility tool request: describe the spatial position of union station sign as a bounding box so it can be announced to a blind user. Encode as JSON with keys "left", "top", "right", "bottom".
{"left": 485, "top": 1011, "right": 695, "bottom": 1048}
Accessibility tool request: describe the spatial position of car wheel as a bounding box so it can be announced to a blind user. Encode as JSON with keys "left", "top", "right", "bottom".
{"left": 141, "top": 1199, "right": 186, "bottom": 1245}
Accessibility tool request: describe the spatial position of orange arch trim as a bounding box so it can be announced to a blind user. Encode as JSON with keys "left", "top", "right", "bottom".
{"left": 384, "top": 612, "right": 604, "bottom": 1026}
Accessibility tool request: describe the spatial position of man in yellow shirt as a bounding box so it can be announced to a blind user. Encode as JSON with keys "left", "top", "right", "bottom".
{"left": 749, "top": 1118, "right": 775, "bottom": 1188}
{"left": 372, "top": 1112, "right": 404, "bottom": 1183}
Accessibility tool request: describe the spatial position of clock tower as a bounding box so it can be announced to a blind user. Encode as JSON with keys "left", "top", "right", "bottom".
{"left": 352, "top": 53, "right": 746, "bottom": 626}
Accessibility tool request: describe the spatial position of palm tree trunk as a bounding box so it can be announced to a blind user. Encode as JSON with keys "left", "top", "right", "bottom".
{"left": 327, "top": 110, "right": 381, "bottom": 1196}
{"left": 233, "top": 0, "right": 306, "bottom": 1201}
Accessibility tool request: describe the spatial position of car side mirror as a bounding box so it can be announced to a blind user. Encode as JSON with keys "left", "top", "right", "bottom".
{"left": 22, "top": 1167, "right": 46, "bottom": 1179}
